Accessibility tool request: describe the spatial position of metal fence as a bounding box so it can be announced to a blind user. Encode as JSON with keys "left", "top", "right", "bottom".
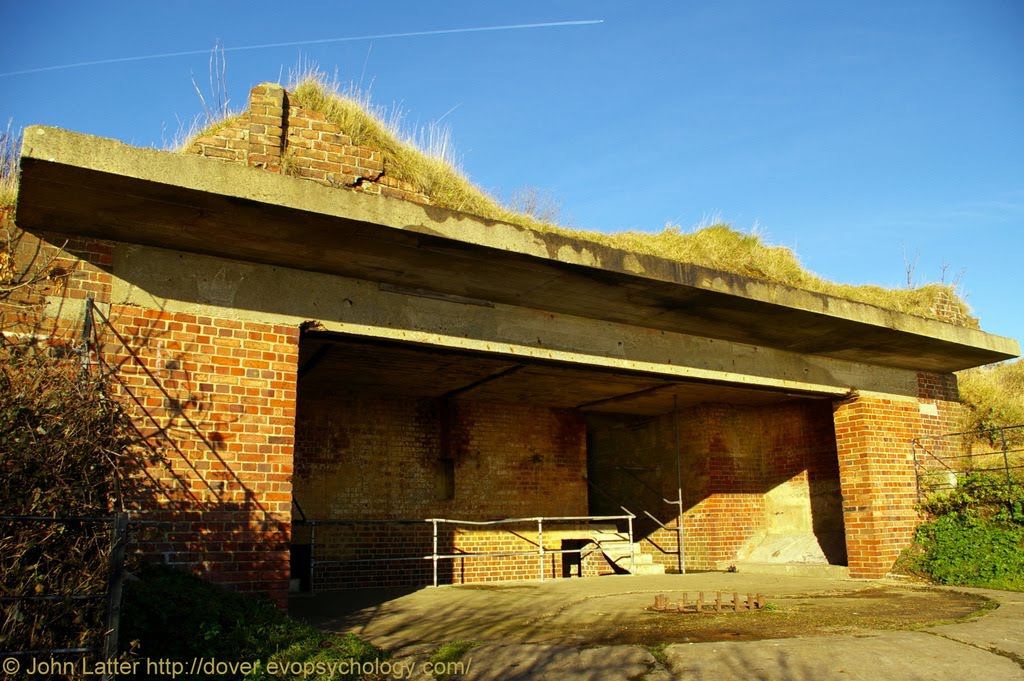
{"left": 0, "top": 512, "right": 128, "bottom": 679}
{"left": 912, "top": 424, "right": 1024, "bottom": 501}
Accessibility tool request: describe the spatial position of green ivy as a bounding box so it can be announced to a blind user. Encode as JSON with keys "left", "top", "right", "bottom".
{"left": 909, "top": 473, "right": 1024, "bottom": 591}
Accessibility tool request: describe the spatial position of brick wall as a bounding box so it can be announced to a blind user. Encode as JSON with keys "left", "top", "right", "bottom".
{"left": 292, "top": 394, "right": 589, "bottom": 588}
{"left": 833, "top": 396, "right": 920, "bottom": 577}
{"left": 1, "top": 222, "right": 300, "bottom": 604}
{"left": 0, "top": 219, "right": 113, "bottom": 343}
{"left": 186, "top": 84, "right": 431, "bottom": 204}
{"left": 106, "top": 306, "right": 299, "bottom": 603}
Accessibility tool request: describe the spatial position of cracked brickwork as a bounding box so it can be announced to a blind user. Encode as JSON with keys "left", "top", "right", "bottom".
{"left": 186, "top": 84, "right": 431, "bottom": 203}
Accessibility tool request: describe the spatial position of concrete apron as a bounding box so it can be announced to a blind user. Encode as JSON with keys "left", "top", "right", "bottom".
{"left": 290, "top": 574, "right": 1024, "bottom": 681}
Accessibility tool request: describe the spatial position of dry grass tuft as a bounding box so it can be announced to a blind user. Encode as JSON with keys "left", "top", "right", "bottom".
{"left": 288, "top": 69, "right": 503, "bottom": 216}
{"left": 0, "top": 120, "right": 19, "bottom": 209}
{"left": 181, "top": 70, "right": 979, "bottom": 326}
{"left": 957, "top": 359, "right": 1024, "bottom": 432}
{"left": 171, "top": 112, "right": 245, "bottom": 152}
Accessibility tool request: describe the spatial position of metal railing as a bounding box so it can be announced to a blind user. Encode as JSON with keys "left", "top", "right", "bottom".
{"left": 0, "top": 513, "right": 128, "bottom": 680}
{"left": 913, "top": 424, "right": 1024, "bottom": 501}
{"left": 295, "top": 513, "right": 636, "bottom": 590}
{"left": 588, "top": 476, "right": 685, "bottom": 573}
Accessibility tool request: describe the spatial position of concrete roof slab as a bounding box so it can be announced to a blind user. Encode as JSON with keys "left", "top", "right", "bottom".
{"left": 15, "top": 126, "right": 1019, "bottom": 373}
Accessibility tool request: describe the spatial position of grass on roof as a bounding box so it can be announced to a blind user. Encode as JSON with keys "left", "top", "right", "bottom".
{"left": 149, "top": 72, "right": 978, "bottom": 328}
{"left": 280, "top": 76, "right": 975, "bottom": 325}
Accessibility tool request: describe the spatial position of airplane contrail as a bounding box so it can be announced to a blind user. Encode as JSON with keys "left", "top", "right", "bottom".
{"left": 0, "top": 20, "right": 605, "bottom": 78}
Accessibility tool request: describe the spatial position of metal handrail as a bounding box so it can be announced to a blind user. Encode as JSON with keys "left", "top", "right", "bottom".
{"left": 299, "top": 512, "right": 638, "bottom": 590}
{"left": 912, "top": 424, "right": 1024, "bottom": 501}
{"left": 427, "top": 514, "right": 634, "bottom": 525}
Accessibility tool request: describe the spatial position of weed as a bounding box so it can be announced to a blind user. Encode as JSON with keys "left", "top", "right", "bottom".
{"left": 0, "top": 120, "right": 18, "bottom": 208}
{"left": 427, "top": 640, "right": 479, "bottom": 680}
{"left": 642, "top": 643, "right": 669, "bottom": 667}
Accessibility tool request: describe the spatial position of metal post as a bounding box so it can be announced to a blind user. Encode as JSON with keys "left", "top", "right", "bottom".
{"left": 79, "top": 295, "right": 95, "bottom": 376}
{"left": 912, "top": 440, "right": 922, "bottom": 503}
{"left": 673, "top": 395, "right": 686, "bottom": 574}
{"left": 627, "top": 515, "right": 635, "bottom": 574}
{"left": 538, "top": 518, "right": 545, "bottom": 581}
{"left": 308, "top": 522, "right": 316, "bottom": 593}
{"left": 101, "top": 512, "right": 129, "bottom": 678}
{"left": 1000, "top": 428, "right": 1012, "bottom": 494}
{"left": 432, "top": 520, "right": 439, "bottom": 587}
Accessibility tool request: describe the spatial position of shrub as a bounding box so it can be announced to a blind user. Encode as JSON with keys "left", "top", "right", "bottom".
{"left": 907, "top": 473, "right": 1024, "bottom": 591}
{"left": 920, "top": 473, "right": 1024, "bottom": 525}
{"left": 0, "top": 345, "right": 138, "bottom": 655}
{"left": 121, "top": 564, "right": 384, "bottom": 680}
{"left": 912, "top": 515, "right": 1024, "bottom": 591}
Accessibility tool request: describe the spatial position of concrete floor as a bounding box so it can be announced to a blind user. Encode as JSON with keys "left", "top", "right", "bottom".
{"left": 290, "top": 573, "right": 1024, "bottom": 680}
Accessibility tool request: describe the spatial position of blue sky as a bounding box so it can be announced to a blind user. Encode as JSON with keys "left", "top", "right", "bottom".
{"left": 2, "top": 1, "right": 1021, "bottom": 348}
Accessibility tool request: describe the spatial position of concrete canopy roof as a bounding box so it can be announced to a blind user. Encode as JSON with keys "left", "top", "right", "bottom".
{"left": 299, "top": 334, "right": 814, "bottom": 416}
{"left": 15, "top": 126, "right": 1019, "bottom": 373}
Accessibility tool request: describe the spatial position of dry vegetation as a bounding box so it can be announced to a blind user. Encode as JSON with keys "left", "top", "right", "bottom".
{"left": 0, "top": 121, "right": 18, "bottom": 209}
{"left": 0, "top": 73, "right": 976, "bottom": 325}
{"left": 284, "top": 74, "right": 973, "bottom": 325}
{"left": 957, "top": 359, "right": 1024, "bottom": 432}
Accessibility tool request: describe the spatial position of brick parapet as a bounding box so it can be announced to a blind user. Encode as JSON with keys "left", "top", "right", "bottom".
{"left": 186, "top": 83, "right": 432, "bottom": 204}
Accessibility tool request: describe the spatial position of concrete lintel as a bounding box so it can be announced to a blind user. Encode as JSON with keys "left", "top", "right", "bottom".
{"left": 16, "top": 126, "right": 1019, "bottom": 372}
{"left": 109, "top": 243, "right": 920, "bottom": 399}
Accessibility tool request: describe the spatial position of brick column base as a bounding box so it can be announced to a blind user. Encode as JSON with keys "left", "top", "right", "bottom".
{"left": 833, "top": 395, "right": 921, "bottom": 577}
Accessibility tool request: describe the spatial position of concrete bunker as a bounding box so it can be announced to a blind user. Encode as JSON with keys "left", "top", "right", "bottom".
{"left": 9, "top": 89, "right": 1018, "bottom": 602}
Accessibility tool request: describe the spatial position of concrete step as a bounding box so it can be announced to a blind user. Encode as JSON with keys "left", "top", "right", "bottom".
{"left": 629, "top": 563, "right": 666, "bottom": 575}
{"left": 731, "top": 562, "right": 850, "bottom": 578}
{"left": 602, "top": 548, "right": 655, "bottom": 565}
{"left": 596, "top": 540, "right": 666, "bottom": 574}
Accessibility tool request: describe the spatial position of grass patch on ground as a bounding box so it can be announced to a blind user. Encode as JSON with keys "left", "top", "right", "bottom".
{"left": 642, "top": 643, "right": 669, "bottom": 668}
{"left": 427, "top": 640, "right": 480, "bottom": 681}
{"left": 184, "top": 71, "right": 975, "bottom": 326}
{"left": 121, "top": 564, "right": 384, "bottom": 680}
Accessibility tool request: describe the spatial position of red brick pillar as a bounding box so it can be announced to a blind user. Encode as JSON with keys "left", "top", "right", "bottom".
{"left": 248, "top": 84, "right": 287, "bottom": 172}
{"left": 833, "top": 395, "right": 921, "bottom": 578}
